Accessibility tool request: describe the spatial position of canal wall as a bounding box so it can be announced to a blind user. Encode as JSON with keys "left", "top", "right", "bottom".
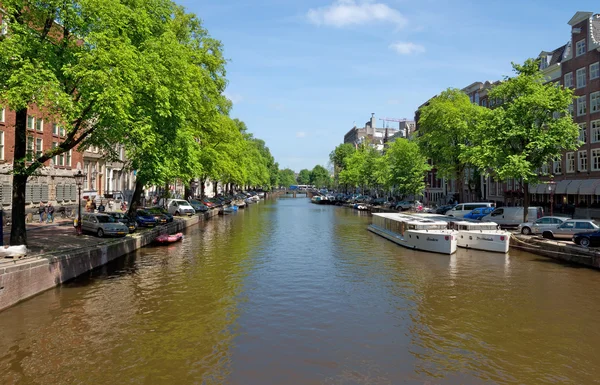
{"left": 510, "top": 234, "right": 600, "bottom": 269}
{"left": 0, "top": 209, "right": 219, "bottom": 312}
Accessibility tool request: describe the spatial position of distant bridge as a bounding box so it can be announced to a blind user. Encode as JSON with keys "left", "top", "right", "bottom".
{"left": 283, "top": 188, "right": 318, "bottom": 198}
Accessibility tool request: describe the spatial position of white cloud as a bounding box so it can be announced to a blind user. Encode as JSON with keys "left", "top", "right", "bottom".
{"left": 389, "top": 42, "right": 425, "bottom": 55}
{"left": 296, "top": 131, "right": 307, "bottom": 138}
{"left": 307, "top": 0, "right": 407, "bottom": 28}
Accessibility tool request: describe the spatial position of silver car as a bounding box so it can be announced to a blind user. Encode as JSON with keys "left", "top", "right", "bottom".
{"left": 517, "top": 216, "right": 571, "bottom": 235}
{"left": 541, "top": 219, "right": 600, "bottom": 240}
{"left": 81, "top": 213, "right": 129, "bottom": 237}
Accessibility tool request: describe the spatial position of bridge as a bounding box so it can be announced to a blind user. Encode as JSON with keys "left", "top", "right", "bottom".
{"left": 282, "top": 188, "right": 318, "bottom": 198}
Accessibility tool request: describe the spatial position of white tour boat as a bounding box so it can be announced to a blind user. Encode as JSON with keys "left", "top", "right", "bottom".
{"left": 368, "top": 213, "right": 458, "bottom": 254}
{"left": 415, "top": 214, "right": 511, "bottom": 253}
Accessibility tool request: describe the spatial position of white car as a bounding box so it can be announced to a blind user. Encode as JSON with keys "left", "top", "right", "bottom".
{"left": 517, "top": 216, "right": 571, "bottom": 235}
{"left": 166, "top": 199, "right": 195, "bottom": 216}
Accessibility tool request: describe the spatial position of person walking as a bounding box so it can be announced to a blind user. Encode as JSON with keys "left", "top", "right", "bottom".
{"left": 38, "top": 203, "right": 45, "bottom": 223}
{"left": 46, "top": 203, "right": 54, "bottom": 223}
{"left": 98, "top": 200, "right": 105, "bottom": 213}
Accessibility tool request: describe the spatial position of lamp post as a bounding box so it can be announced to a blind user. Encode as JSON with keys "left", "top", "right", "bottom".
{"left": 548, "top": 177, "right": 556, "bottom": 217}
{"left": 74, "top": 170, "right": 85, "bottom": 235}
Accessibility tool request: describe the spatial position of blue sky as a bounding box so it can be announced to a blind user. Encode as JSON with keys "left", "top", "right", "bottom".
{"left": 176, "top": 0, "right": 598, "bottom": 172}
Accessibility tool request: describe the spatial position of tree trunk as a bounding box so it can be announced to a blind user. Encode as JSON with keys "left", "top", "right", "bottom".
{"left": 184, "top": 178, "right": 194, "bottom": 200}
{"left": 457, "top": 169, "right": 465, "bottom": 203}
{"left": 213, "top": 181, "right": 217, "bottom": 196}
{"left": 10, "top": 109, "right": 29, "bottom": 246}
{"left": 127, "top": 180, "right": 144, "bottom": 217}
{"left": 523, "top": 181, "right": 530, "bottom": 223}
{"left": 200, "top": 177, "right": 206, "bottom": 199}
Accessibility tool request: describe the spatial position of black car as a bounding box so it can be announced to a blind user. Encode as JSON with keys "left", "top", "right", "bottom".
{"left": 436, "top": 204, "right": 456, "bottom": 215}
{"left": 144, "top": 207, "right": 173, "bottom": 223}
{"left": 371, "top": 197, "right": 386, "bottom": 206}
{"left": 573, "top": 230, "right": 600, "bottom": 248}
{"left": 107, "top": 212, "right": 137, "bottom": 233}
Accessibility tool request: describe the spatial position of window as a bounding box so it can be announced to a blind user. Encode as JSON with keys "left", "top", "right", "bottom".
{"left": 66, "top": 150, "right": 72, "bottom": 167}
{"left": 577, "top": 68, "right": 586, "bottom": 88}
{"left": 576, "top": 222, "right": 593, "bottom": 230}
{"left": 579, "top": 123, "right": 587, "bottom": 143}
{"left": 592, "top": 149, "right": 600, "bottom": 171}
{"left": 35, "top": 138, "right": 43, "bottom": 159}
{"left": 559, "top": 222, "right": 575, "bottom": 229}
{"left": 592, "top": 120, "right": 600, "bottom": 142}
{"left": 567, "top": 152, "right": 575, "bottom": 173}
{"left": 591, "top": 62, "right": 600, "bottom": 80}
{"left": 569, "top": 103, "right": 574, "bottom": 116}
{"left": 564, "top": 72, "right": 573, "bottom": 88}
{"left": 35, "top": 118, "right": 43, "bottom": 132}
{"left": 578, "top": 95, "right": 587, "bottom": 116}
{"left": 52, "top": 123, "right": 59, "bottom": 136}
{"left": 27, "top": 115, "right": 35, "bottom": 130}
{"left": 59, "top": 151, "right": 65, "bottom": 167}
{"left": 0, "top": 131, "right": 4, "bottom": 161}
{"left": 474, "top": 92, "right": 480, "bottom": 105}
{"left": 491, "top": 209, "right": 503, "bottom": 217}
{"left": 576, "top": 39, "right": 586, "bottom": 57}
{"left": 553, "top": 159, "right": 562, "bottom": 174}
{"left": 578, "top": 150, "right": 588, "bottom": 172}
{"left": 482, "top": 99, "right": 487, "bottom": 107}
{"left": 26, "top": 136, "right": 34, "bottom": 161}
{"left": 541, "top": 163, "right": 549, "bottom": 175}
{"left": 52, "top": 142, "right": 59, "bottom": 165}
{"left": 540, "top": 56, "right": 548, "bottom": 69}
{"left": 0, "top": 108, "right": 4, "bottom": 123}
{"left": 496, "top": 181, "right": 500, "bottom": 196}
{"left": 592, "top": 92, "right": 600, "bottom": 113}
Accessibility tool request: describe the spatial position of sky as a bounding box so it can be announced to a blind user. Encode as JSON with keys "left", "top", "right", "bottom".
{"left": 176, "top": 0, "right": 599, "bottom": 172}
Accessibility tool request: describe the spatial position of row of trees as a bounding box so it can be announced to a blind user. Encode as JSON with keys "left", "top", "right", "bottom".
{"left": 328, "top": 59, "right": 580, "bottom": 221}
{"left": 0, "top": 0, "right": 281, "bottom": 244}
{"left": 295, "top": 165, "right": 332, "bottom": 188}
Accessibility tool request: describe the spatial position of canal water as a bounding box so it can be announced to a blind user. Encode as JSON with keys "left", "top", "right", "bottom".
{"left": 0, "top": 197, "right": 599, "bottom": 384}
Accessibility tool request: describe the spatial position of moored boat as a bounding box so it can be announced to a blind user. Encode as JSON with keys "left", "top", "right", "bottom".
{"left": 368, "top": 213, "right": 458, "bottom": 254}
{"left": 155, "top": 232, "right": 183, "bottom": 245}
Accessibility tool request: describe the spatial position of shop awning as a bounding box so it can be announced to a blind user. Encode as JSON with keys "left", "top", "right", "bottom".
{"left": 555, "top": 179, "right": 572, "bottom": 195}
{"left": 566, "top": 180, "right": 583, "bottom": 195}
{"left": 578, "top": 179, "right": 600, "bottom": 195}
{"left": 528, "top": 184, "right": 538, "bottom": 193}
{"left": 536, "top": 184, "right": 549, "bottom": 194}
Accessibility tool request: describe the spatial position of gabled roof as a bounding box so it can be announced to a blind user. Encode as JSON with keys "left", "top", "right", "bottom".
{"left": 591, "top": 14, "right": 600, "bottom": 44}
{"left": 568, "top": 11, "right": 593, "bottom": 26}
{"left": 538, "top": 44, "right": 567, "bottom": 69}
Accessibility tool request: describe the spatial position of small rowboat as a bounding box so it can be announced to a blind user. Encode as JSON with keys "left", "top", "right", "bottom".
{"left": 155, "top": 232, "right": 183, "bottom": 244}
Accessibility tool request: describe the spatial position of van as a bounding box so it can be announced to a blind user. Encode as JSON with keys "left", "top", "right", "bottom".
{"left": 482, "top": 206, "right": 543, "bottom": 228}
{"left": 446, "top": 202, "right": 495, "bottom": 218}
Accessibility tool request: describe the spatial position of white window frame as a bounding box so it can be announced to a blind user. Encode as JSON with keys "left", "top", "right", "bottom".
{"left": 591, "top": 62, "right": 600, "bottom": 80}
{"left": 593, "top": 149, "right": 600, "bottom": 171}
{"left": 593, "top": 120, "right": 600, "bottom": 143}
{"left": 35, "top": 138, "right": 43, "bottom": 159}
{"left": 579, "top": 123, "right": 588, "bottom": 143}
{"left": 0, "top": 108, "right": 4, "bottom": 123}
{"left": 52, "top": 123, "right": 59, "bottom": 136}
{"left": 592, "top": 92, "right": 600, "bottom": 113}
{"left": 564, "top": 72, "right": 573, "bottom": 88}
{"left": 578, "top": 95, "right": 587, "bottom": 116}
{"left": 26, "top": 136, "right": 34, "bottom": 160}
{"left": 577, "top": 68, "right": 587, "bottom": 89}
{"left": 52, "top": 142, "right": 58, "bottom": 165}
{"left": 540, "top": 56, "right": 548, "bottom": 70}
{"left": 66, "top": 150, "right": 72, "bottom": 167}
{"left": 567, "top": 152, "right": 576, "bottom": 173}
{"left": 27, "top": 115, "right": 35, "bottom": 130}
{"left": 553, "top": 158, "right": 562, "bottom": 174}
{"left": 578, "top": 150, "right": 588, "bottom": 172}
{"left": 576, "top": 39, "right": 586, "bottom": 57}
{"left": 35, "top": 118, "right": 43, "bottom": 132}
{"left": 0, "top": 131, "right": 4, "bottom": 161}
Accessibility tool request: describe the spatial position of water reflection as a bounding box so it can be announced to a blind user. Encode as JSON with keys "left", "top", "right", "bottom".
{"left": 0, "top": 199, "right": 599, "bottom": 384}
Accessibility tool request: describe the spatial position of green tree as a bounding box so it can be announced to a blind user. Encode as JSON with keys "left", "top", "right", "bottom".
{"left": 278, "top": 168, "right": 296, "bottom": 188}
{"left": 297, "top": 169, "right": 311, "bottom": 185}
{"left": 0, "top": 0, "right": 166, "bottom": 244}
{"left": 463, "top": 59, "right": 579, "bottom": 222}
{"left": 386, "top": 138, "right": 431, "bottom": 198}
{"left": 329, "top": 143, "right": 355, "bottom": 187}
{"left": 417, "top": 88, "right": 485, "bottom": 203}
{"left": 310, "top": 165, "right": 331, "bottom": 188}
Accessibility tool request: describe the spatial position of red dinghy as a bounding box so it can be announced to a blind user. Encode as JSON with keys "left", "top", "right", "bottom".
{"left": 155, "top": 232, "right": 183, "bottom": 244}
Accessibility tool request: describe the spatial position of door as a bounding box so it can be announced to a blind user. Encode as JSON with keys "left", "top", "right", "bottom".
{"left": 489, "top": 208, "right": 504, "bottom": 225}
{"left": 532, "top": 217, "right": 552, "bottom": 233}
{"left": 555, "top": 221, "right": 575, "bottom": 238}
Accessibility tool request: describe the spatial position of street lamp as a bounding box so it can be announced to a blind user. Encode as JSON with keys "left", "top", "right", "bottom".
{"left": 548, "top": 177, "right": 556, "bottom": 217}
{"left": 425, "top": 182, "right": 431, "bottom": 207}
{"left": 74, "top": 170, "right": 85, "bottom": 235}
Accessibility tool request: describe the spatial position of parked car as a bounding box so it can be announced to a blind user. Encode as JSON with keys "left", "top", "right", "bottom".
{"left": 482, "top": 206, "right": 543, "bottom": 228}
{"left": 517, "top": 216, "right": 571, "bottom": 235}
{"left": 166, "top": 199, "right": 195, "bottom": 216}
{"left": 189, "top": 199, "right": 209, "bottom": 212}
{"left": 81, "top": 213, "right": 129, "bottom": 237}
{"left": 541, "top": 219, "right": 600, "bottom": 239}
{"left": 106, "top": 212, "right": 137, "bottom": 233}
{"left": 371, "top": 198, "right": 386, "bottom": 206}
{"left": 144, "top": 206, "right": 173, "bottom": 223}
{"left": 446, "top": 202, "right": 495, "bottom": 218}
{"left": 464, "top": 207, "right": 495, "bottom": 220}
{"left": 135, "top": 209, "right": 157, "bottom": 228}
{"left": 394, "top": 201, "right": 414, "bottom": 211}
{"left": 573, "top": 230, "right": 600, "bottom": 248}
{"left": 435, "top": 204, "right": 456, "bottom": 215}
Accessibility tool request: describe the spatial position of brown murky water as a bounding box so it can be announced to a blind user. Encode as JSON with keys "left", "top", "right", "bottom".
{"left": 0, "top": 197, "right": 599, "bottom": 384}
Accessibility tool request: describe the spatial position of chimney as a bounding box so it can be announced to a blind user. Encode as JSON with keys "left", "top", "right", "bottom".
{"left": 371, "top": 113, "right": 376, "bottom": 130}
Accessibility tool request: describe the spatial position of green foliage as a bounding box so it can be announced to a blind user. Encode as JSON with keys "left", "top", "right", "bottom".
{"left": 297, "top": 169, "right": 311, "bottom": 185}
{"left": 278, "top": 168, "right": 296, "bottom": 188}
{"left": 329, "top": 143, "right": 355, "bottom": 184}
{"left": 338, "top": 144, "right": 382, "bottom": 190}
{"left": 385, "top": 139, "right": 431, "bottom": 197}
{"left": 310, "top": 165, "right": 331, "bottom": 188}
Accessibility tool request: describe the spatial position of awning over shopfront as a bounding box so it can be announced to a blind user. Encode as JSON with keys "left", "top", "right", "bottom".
{"left": 536, "top": 184, "right": 549, "bottom": 194}
{"left": 566, "top": 180, "right": 583, "bottom": 195}
{"left": 578, "top": 179, "right": 600, "bottom": 195}
{"left": 555, "top": 179, "right": 572, "bottom": 195}
{"left": 528, "top": 184, "right": 538, "bottom": 193}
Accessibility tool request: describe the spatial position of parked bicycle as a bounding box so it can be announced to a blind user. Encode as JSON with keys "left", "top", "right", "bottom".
{"left": 58, "top": 205, "right": 74, "bottom": 219}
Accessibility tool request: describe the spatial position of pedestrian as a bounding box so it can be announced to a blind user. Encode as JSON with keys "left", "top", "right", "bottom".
{"left": 38, "top": 203, "right": 45, "bottom": 223}
{"left": 86, "top": 198, "right": 93, "bottom": 212}
{"left": 91, "top": 200, "right": 97, "bottom": 212}
{"left": 46, "top": 203, "right": 54, "bottom": 223}
{"left": 98, "top": 200, "right": 105, "bottom": 213}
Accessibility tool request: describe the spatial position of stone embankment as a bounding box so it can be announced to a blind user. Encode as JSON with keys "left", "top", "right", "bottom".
{"left": 0, "top": 209, "right": 219, "bottom": 312}
{"left": 511, "top": 234, "right": 600, "bottom": 269}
